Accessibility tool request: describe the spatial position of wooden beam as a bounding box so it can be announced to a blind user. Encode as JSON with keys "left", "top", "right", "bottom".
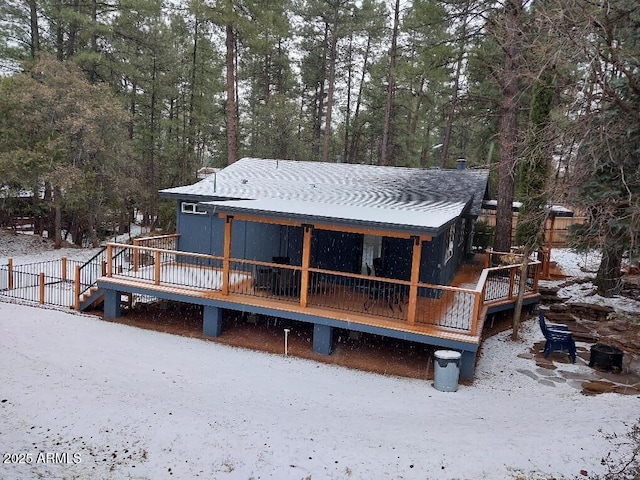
{"left": 222, "top": 215, "right": 233, "bottom": 295}
{"left": 300, "top": 225, "right": 313, "bottom": 308}
{"left": 223, "top": 212, "right": 432, "bottom": 240}
{"left": 227, "top": 213, "right": 301, "bottom": 228}
{"left": 316, "top": 223, "right": 431, "bottom": 241}
{"left": 407, "top": 236, "right": 422, "bottom": 325}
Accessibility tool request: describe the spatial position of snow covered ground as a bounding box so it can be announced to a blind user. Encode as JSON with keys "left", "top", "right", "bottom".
{"left": 0, "top": 302, "right": 638, "bottom": 480}
{"left": 0, "top": 232, "right": 639, "bottom": 479}
{"left": 544, "top": 248, "right": 640, "bottom": 314}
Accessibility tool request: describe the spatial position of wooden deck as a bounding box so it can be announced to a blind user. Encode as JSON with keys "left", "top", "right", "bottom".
{"left": 99, "top": 257, "right": 493, "bottom": 345}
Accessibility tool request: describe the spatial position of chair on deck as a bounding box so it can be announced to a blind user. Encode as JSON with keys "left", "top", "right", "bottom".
{"left": 372, "top": 257, "right": 384, "bottom": 277}
{"left": 538, "top": 311, "right": 576, "bottom": 363}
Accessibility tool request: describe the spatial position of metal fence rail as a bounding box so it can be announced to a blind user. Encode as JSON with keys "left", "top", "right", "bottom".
{"left": 0, "top": 262, "right": 76, "bottom": 308}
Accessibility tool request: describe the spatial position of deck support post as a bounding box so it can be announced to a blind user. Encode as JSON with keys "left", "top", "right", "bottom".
{"left": 222, "top": 216, "right": 233, "bottom": 295}
{"left": 313, "top": 324, "right": 333, "bottom": 355}
{"left": 300, "top": 225, "right": 313, "bottom": 308}
{"left": 103, "top": 289, "right": 122, "bottom": 319}
{"left": 407, "top": 236, "right": 422, "bottom": 325}
{"left": 203, "top": 305, "right": 223, "bottom": 337}
{"left": 459, "top": 350, "right": 476, "bottom": 381}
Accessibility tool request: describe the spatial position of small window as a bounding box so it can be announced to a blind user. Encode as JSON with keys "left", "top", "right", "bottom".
{"left": 181, "top": 202, "right": 207, "bottom": 215}
{"left": 445, "top": 224, "right": 456, "bottom": 263}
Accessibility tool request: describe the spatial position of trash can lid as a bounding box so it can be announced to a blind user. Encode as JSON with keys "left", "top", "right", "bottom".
{"left": 434, "top": 350, "right": 462, "bottom": 360}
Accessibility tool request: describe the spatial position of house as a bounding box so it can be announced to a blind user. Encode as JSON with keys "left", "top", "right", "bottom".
{"left": 95, "top": 157, "right": 540, "bottom": 380}
{"left": 163, "top": 158, "right": 489, "bottom": 286}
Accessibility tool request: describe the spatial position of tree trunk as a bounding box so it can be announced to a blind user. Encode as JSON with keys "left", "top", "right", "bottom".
{"left": 347, "top": 35, "right": 371, "bottom": 164}
{"left": 595, "top": 240, "right": 624, "bottom": 297}
{"left": 54, "top": 0, "right": 64, "bottom": 60}
{"left": 65, "top": 0, "right": 79, "bottom": 58}
{"left": 343, "top": 34, "right": 353, "bottom": 162}
{"left": 186, "top": 18, "right": 199, "bottom": 182}
{"left": 54, "top": 187, "right": 62, "bottom": 248}
{"left": 322, "top": 19, "right": 338, "bottom": 163}
{"left": 380, "top": 0, "right": 400, "bottom": 166}
{"left": 440, "top": 0, "right": 469, "bottom": 168}
{"left": 494, "top": 0, "right": 523, "bottom": 253}
{"left": 225, "top": 23, "right": 238, "bottom": 164}
{"left": 312, "top": 24, "right": 329, "bottom": 159}
{"left": 28, "top": 0, "right": 40, "bottom": 58}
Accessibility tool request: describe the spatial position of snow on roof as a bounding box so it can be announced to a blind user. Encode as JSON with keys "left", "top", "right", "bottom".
{"left": 161, "top": 158, "right": 490, "bottom": 233}
{"left": 202, "top": 197, "right": 467, "bottom": 232}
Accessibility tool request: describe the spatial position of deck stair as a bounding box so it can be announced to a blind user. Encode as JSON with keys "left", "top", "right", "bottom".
{"left": 79, "top": 286, "right": 105, "bottom": 310}
{"left": 78, "top": 286, "right": 132, "bottom": 312}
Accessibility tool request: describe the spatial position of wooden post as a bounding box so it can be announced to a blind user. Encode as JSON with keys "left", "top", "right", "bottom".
{"left": 300, "top": 225, "right": 313, "bottom": 308}
{"left": 544, "top": 215, "right": 556, "bottom": 280}
{"left": 74, "top": 265, "right": 81, "bottom": 311}
{"left": 407, "top": 236, "right": 422, "bottom": 325}
{"left": 39, "top": 272, "right": 45, "bottom": 304}
{"left": 61, "top": 257, "right": 67, "bottom": 281}
{"left": 133, "top": 239, "right": 140, "bottom": 272}
{"left": 532, "top": 261, "right": 541, "bottom": 292}
{"left": 470, "top": 292, "right": 482, "bottom": 336}
{"left": 546, "top": 215, "right": 556, "bottom": 252}
{"left": 101, "top": 261, "right": 106, "bottom": 276}
{"left": 154, "top": 250, "right": 161, "bottom": 285}
{"left": 106, "top": 245, "right": 113, "bottom": 277}
{"left": 8, "top": 258, "right": 13, "bottom": 290}
{"left": 508, "top": 266, "right": 516, "bottom": 299}
{"left": 222, "top": 216, "right": 233, "bottom": 295}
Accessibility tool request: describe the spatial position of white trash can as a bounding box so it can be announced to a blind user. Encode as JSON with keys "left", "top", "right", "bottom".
{"left": 433, "top": 350, "right": 461, "bottom": 392}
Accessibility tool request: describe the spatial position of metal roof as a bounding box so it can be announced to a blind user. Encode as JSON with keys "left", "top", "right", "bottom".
{"left": 160, "top": 158, "right": 490, "bottom": 234}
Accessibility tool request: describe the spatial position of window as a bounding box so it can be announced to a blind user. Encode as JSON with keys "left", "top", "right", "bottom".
{"left": 445, "top": 224, "right": 456, "bottom": 263}
{"left": 181, "top": 202, "right": 207, "bottom": 215}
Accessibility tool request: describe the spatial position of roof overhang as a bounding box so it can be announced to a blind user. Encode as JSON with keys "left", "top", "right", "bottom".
{"left": 198, "top": 197, "right": 469, "bottom": 237}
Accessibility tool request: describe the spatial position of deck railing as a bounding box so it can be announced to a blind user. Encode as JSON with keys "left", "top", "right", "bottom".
{"left": 306, "top": 269, "right": 411, "bottom": 321}
{"left": 99, "top": 243, "right": 541, "bottom": 336}
{"left": 0, "top": 242, "right": 540, "bottom": 337}
{"left": 131, "top": 234, "right": 180, "bottom": 272}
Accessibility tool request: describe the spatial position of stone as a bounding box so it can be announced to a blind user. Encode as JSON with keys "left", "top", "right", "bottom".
{"left": 538, "top": 285, "right": 560, "bottom": 295}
